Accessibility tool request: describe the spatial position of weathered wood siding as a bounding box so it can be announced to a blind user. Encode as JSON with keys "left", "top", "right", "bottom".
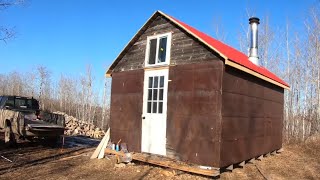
{"left": 220, "top": 66, "right": 284, "bottom": 167}
{"left": 110, "top": 70, "right": 144, "bottom": 152}
{"left": 113, "top": 15, "right": 218, "bottom": 72}
{"left": 167, "top": 60, "right": 223, "bottom": 167}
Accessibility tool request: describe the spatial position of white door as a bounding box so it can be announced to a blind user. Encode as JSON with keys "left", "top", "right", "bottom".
{"left": 141, "top": 69, "right": 168, "bottom": 155}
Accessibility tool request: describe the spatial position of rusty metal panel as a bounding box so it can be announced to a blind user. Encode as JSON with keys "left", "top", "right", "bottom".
{"left": 220, "top": 66, "right": 284, "bottom": 167}
{"left": 110, "top": 70, "right": 144, "bottom": 152}
{"left": 167, "top": 60, "right": 224, "bottom": 167}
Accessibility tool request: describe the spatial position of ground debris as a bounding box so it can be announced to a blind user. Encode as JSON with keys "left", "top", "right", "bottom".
{"left": 115, "top": 163, "right": 126, "bottom": 168}
{"left": 0, "top": 156, "right": 12, "bottom": 163}
{"left": 160, "top": 169, "right": 176, "bottom": 177}
{"left": 127, "top": 162, "right": 135, "bottom": 166}
{"left": 0, "top": 133, "right": 319, "bottom": 180}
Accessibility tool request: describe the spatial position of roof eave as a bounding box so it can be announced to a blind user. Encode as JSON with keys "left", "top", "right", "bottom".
{"left": 158, "top": 11, "right": 228, "bottom": 61}
{"left": 225, "top": 59, "right": 290, "bottom": 90}
{"left": 160, "top": 11, "right": 289, "bottom": 90}
{"left": 105, "top": 11, "right": 290, "bottom": 90}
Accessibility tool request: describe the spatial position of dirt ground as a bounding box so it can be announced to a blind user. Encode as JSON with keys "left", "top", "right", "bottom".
{"left": 0, "top": 133, "right": 319, "bottom": 180}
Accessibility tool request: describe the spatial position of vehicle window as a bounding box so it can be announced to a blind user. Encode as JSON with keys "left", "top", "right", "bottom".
{"left": 15, "top": 98, "right": 28, "bottom": 108}
{"left": 0, "top": 96, "right": 6, "bottom": 107}
{"left": 5, "top": 98, "right": 14, "bottom": 107}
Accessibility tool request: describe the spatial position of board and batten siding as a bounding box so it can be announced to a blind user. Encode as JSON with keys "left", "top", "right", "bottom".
{"left": 113, "top": 15, "right": 219, "bottom": 72}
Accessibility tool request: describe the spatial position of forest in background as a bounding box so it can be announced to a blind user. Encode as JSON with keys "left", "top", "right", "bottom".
{"left": 1, "top": 1, "right": 320, "bottom": 142}
{"left": 235, "top": 6, "right": 320, "bottom": 143}
{"left": 0, "top": 65, "right": 111, "bottom": 130}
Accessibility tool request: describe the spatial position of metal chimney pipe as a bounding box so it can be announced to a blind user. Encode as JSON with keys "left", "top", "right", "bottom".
{"left": 249, "top": 17, "right": 260, "bottom": 66}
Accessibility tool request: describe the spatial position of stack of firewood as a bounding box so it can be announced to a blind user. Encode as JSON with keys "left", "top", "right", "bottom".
{"left": 54, "top": 112, "right": 105, "bottom": 139}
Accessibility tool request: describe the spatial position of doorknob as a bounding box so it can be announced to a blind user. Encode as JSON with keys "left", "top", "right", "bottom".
{"left": 142, "top": 116, "right": 145, "bottom": 119}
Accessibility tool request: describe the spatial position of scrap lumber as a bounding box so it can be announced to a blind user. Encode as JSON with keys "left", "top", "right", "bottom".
{"left": 0, "top": 156, "right": 12, "bottom": 163}
{"left": 90, "top": 128, "right": 110, "bottom": 159}
{"left": 105, "top": 149, "right": 220, "bottom": 177}
{"left": 98, "top": 128, "right": 110, "bottom": 159}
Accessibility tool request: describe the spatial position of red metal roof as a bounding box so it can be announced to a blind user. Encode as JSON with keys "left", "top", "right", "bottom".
{"left": 168, "top": 15, "right": 289, "bottom": 88}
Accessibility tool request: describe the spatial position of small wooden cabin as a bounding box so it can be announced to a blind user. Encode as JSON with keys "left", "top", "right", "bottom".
{"left": 106, "top": 11, "right": 289, "bottom": 168}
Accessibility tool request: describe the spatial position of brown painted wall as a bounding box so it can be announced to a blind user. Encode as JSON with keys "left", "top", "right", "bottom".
{"left": 110, "top": 70, "right": 144, "bottom": 152}
{"left": 113, "top": 15, "right": 218, "bottom": 72}
{"left": 167, "top": 60, "right": 223, "bottom": 167}
{"left": 220, "top": 66, "right": 284, "bottom": 167}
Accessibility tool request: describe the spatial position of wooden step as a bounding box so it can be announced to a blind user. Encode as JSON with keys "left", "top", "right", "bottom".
{"left": 105, "top": 149, "right": 220, "bottom": 177}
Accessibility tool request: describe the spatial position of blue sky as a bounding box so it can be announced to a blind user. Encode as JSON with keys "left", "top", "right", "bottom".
{"left": 0, "top": 0, "right": 317, "bottom": 87}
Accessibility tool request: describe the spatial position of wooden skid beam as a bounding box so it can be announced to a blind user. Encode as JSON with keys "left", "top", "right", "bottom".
{"left": 256, "top": 155, "right": 263, "bottom": 161}
{"left": 105, "top": 149, "right": 220, "bottom": 177}
{"left": 226, "top": 164, "right": 233, "bottom": 171}
{"left": 238, "top": 161, "right": 245, "bottom": 167}
{"left": 247, "top": 158, "right": 255, "bottom": 164}
{"left": 264, "top": 153, "right": 270, "bottom": 157}
{"left": 277, "top": 148, "right": 284, "bottom": 153}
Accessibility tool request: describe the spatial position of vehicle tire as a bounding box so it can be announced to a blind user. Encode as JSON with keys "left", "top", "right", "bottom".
{"left": 4, "top": 122, "right": 16, "bottom": 146}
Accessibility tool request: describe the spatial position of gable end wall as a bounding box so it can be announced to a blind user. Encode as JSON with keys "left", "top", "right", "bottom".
{"left": 113, "top": 15, "right": 220, "bottom": 72}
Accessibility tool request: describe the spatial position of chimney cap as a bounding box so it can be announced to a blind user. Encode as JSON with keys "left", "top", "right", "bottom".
{"left": 249, "top": 17, "right": 260, "bottom": 24}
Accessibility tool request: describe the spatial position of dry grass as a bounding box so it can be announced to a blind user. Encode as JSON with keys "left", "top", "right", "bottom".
{"left": 0, "top": 137, "right": 319, "bottom": 180}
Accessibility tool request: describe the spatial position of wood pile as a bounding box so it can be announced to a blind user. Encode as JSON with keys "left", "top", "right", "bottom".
{"left": 54, "top": 111, "right": 105, "bottom": 139}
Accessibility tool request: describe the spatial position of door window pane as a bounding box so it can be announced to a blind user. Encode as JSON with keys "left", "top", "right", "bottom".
{"left": 147, "top": 102, "right": 152, "bottom": 113}
{"left": 148, "top": 89, "right": 152, "bottom": 100}
{"left": 158, "top": 102, "right": 163, "bottom": 113}
{"left": 159, "top": 89, "right": 163, "bottom": 100}
{"left": 152, "top": 102, "right": 157, "bottom": 113}
{"left": 153, "top": 77, "right": 158, "bottom": 88}
{"left": 153, "top": 89, "right": 158, "bottom": 100}
{"left": 158, "top": 37, "right": 167, "bottom": 63}
{"left": 148, "top": 39, "right": 157, "bottom": 64}
{"left": 148, "top": 77, "right": 153, "bottom": 88}
{"left": 159, "top": 76, "right": 164, "bottom": 87}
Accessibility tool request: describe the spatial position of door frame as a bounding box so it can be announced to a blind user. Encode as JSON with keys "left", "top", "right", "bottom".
{"left": 141, "top": 68, "right": 169, "bottom": 155}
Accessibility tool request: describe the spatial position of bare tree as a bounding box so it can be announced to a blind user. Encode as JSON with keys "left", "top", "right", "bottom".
{"left": 36, "top": 66, "right": 51, "bottom": 110}
{"left": 211, "top": 16, "right": 227, "bottom": 42}
{"left": 0, "top": 0, "right": 26, "bottom": 43}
